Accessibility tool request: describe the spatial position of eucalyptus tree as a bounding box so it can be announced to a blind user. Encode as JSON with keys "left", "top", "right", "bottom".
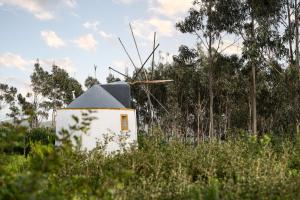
{"left": 16, "top": 93, "right": 49, "bottom": 128}
{"left": 0, "top": 83, "right": 17, "bottom": 111}
{"left": 31, "top": 61, "right": 83, "bottom": 125}
{"left": 0, "top": 83, "right": 20, "bottom": 123}
{"left": 176, "top": 0, "right": 241, "bottom": 139}
{"left": 234, "top": 0, "right": 284, "bottom": 135}
{"left": 84, "top": 76, "right": 100, "bottom": 89}
{"left": 106, "top": 74, "right": 121, "bottom": 83}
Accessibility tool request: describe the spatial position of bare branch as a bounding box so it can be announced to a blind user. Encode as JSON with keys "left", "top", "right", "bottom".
{"left": 218, "top": 36, "right": 242, "bottom": 55}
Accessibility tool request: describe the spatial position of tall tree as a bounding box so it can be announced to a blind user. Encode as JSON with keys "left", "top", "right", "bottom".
{"left": 0, "top": 83, "right": 20, "bottom": 123}
{"left": 31, "top": 61, "right": 83, "bottom": 125}
{"left": 0, "top": 83, "right": 17, "bottom": 111}
{"left": 236, "top": 0, "right": 283, "bottom": 135}
{"left": 17, "top": 93, "right": 49, "bottom": 128}
{"left": 176, "top": 0, "right": 241, "bottom": 139}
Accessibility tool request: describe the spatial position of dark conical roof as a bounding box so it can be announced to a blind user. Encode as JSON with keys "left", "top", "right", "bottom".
{"left": 67, "top": 82, "right": 131, "bottom": 109}
{"left": 101, "top": 81, "right": 131, "bottom": 108}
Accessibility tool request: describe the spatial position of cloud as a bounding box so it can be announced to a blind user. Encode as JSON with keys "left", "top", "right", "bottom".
{"left": 41, "top": 30, "right": 66, "bottom": 48}
{"left": 0, "top": 0, "right": 77, "bottom": 20}
{"left": 99, "top": 30, "right": 115, "bottom": 41}
{"left": 73, "top": 34, "right": 98, "bottom": 52}
{"left": 132, "top": 17, "right": 174, "bottom": 40}
{"left": 112, "top": 60, "right": 130, "bottom": 69}
{"left": 63, "top": 0, "right": 77, "bottom": 8}
{"left": 83, "top": 21, "right": 116, "bottom": 44}
{"left": 83, "top": 21, "right": 100, "bottom": 31}
{"left": 39, "top": 57, "right": 76, "bottom": 73}
{"left": 0, "top": 52, "right": 30, "bottom": 70}
{"left": 149, "top": 0, "right": 194, "bottom": 19}
{"left": 113, "top": 0, "right": 139, "bottom": 5}
{"left": 0, "top": 76, "right": 31, "bottom": 94}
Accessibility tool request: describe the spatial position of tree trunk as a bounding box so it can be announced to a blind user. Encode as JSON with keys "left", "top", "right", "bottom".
{"left": 251, "top": 17, "right": 257, "bottom": 135}
{"left": 208, "top": 34, "right": 214, "bottom": 139}
{"left": 287, "top": 0, "right": 294, "bottom": 63}
{"left": 251, "top": 64, "right": 257, "bottom": 135}
{"left": 294, "top": 0, "right": 300, "bottom": 135}
{"left": 295, "top": 0, "right": 299, "bottom": 67}
{"left": 197, "top": 92, "right": 201, "bottom": 143}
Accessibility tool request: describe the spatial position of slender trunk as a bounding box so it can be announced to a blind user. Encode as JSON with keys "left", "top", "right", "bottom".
{"left": 52, "top": 105, "right": 56, "bottom": 127}
{"left": 208, "top": 34, "right": 214, "bottom": 139}
{"left": 251, "top": 63, "right": 257, "bottom": 135}
{"left": 251, "top": 17, "right": 257, "bottom": 135}
{"left": 294, "top": 0, "right": 300, "bottom": 135}
{"left": 295, "top": 0, "right": 300, "bottom": 67}
{"left": 287, "top": 0, "right": 294, "bottom": 63}
{"left": 197, "top": 93, "right": 200, "bottom": 143}
{"left": 248, "top": 96, "right": 252, "bottom": 132}
{"left": 224, "top": 95, "right": 229, "bottom": 137}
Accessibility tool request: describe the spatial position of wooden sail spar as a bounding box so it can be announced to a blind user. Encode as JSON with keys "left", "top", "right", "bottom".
{"left": 129, "top": 80, "right": 174, "bottom": 85}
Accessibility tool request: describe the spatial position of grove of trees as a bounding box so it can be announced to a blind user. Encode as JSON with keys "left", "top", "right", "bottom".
{"left": 2, "top": 0, "right": 300, "bottom": 141}
{"left": 3, "top": 1, "right": 300, "bottom": 199}
{"left": 132, "top": 0, "right": 300, "bottom": 141}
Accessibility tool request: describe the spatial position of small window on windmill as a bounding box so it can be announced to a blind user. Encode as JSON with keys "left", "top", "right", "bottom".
{"left": 120, "top": 114, "right": 128, "bottom": 131}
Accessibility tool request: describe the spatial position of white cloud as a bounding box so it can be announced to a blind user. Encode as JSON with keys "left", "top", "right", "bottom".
{"left": 63, "top": 0, "right": 77, "bottom": 8}
{"left": 0, "top": 76, "right": 31, "bottom": 94}
{"left": 41, "top": 30, "right": 66, "bottom": 48}
{"left": 149, "top": 0, "right": 194, "bottom": 19}
{"left": 73, "top": 34, "right": 98, "bottom": 52}
{"left": 113, "top": 0, "right": 138, "bottom": 5}
{"left": 83, "top": 21, "right": 100, "bottom": 31}
{"left": 113, "top": 60, "right": 130, "bottom": 68}
{"left": 99, "top": 30, "right": 114, "bottom": 40}
{"left": 0, "top": 52, "right": 29, "bottom": 70}
{"left": 0, "top": 0, "right": 77, "bottom": 20}
{"left": 39, "top": 57, "right": 76, "bottom": 73}
{"left": 132, "top": 17, "right": 174, "bottom": 40}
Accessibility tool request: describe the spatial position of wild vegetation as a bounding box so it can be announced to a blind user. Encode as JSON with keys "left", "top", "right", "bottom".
{"left": 2, "top": 125, "right": 300, "bottom": 199}
{"left": 2, "top": 0, "right": 300, "bottom": 199}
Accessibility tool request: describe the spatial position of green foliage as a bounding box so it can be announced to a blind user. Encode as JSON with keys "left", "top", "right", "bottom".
{"left": 1, "top": 127, "right": 300, "bottom": 199}
{"left": 0, "top": 123, "right": 55, "bottom": 155}
{"left": 84, "top": 76, "right": 100, "bottom": 89}
{"left": 0, "top": 123, "right": 26, "bottom": 154}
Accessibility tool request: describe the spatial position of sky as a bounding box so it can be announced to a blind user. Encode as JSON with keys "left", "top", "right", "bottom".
{"left": 0, "top": 0, "right": 243, "bottom": 121}
{"left": 0, "top": 0, "right": 200, "bottom": 95}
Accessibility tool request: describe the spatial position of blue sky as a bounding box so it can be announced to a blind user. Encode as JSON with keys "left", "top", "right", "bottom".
{"left": 0, "top": 0, "right": 199, "bottom": 96}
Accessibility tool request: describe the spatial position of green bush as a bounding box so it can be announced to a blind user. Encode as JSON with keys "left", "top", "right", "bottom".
{"left": 0, "top": 123, "right": 26, "bottom": 154}
{"left": 1, "top": 129, "right": 300, "bottom": 199}
{"left": 24, "top": 127, "right": 55, "bottom": 156}
{"left": 0, "top": 124, "right": 55, "bottom": 155}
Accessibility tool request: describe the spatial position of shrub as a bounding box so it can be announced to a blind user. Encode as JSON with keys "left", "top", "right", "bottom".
{"left": 1, "top": 128, "right": 300, "bottom": 199}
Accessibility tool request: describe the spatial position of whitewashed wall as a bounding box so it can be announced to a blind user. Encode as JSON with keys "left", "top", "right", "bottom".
{"left": 55, "top": 109, "right": 137, "bottom": 153}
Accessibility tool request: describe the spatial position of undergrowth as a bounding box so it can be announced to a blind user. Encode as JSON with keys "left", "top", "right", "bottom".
{"left": 1, "top": 125, "right": 300, "bottom": 199}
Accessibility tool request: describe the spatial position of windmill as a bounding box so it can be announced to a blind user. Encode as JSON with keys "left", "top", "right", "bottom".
{"left": 109, "top": 23, "right": 173, "bottom": 134}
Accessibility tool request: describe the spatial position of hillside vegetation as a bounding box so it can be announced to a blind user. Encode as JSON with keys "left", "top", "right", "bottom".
{"left": 1, "top": 124, "right": 300, "bottom": 199}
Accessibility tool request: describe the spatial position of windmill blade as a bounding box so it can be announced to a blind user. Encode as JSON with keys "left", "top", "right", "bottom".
{"left": 129, "top": 23, "right": 143, "bottom": 67}
{"left": 151, "top": 32, "right": 156, "bottom": 80}
{"left": 132, "top": 43, "right": 160, "bottom": 81}
{"left": 118, "top": 37, "right": 138, "bottom": 71}
{"left": 129, "top": 80, "right": 174, "bottom": 85}
{"left": 108, "top": 67, "right": 130, "bottom": 79}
